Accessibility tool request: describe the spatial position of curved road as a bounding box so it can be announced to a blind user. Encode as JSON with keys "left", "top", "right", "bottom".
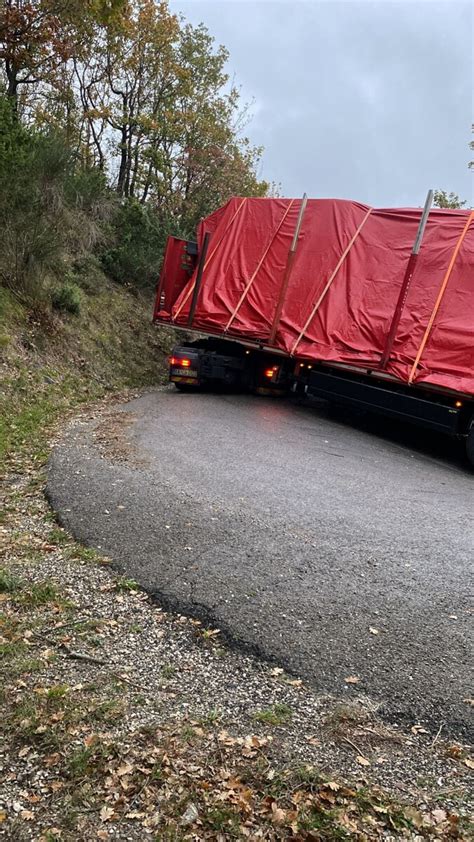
{"left": 47, "top": 390, "right": 473, "bottom": 736}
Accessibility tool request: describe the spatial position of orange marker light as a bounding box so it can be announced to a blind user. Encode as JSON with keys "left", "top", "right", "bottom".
{"left": 264, "top": 368, "right": 275, "bottom": 378}
{"left": 455, "top": 400, "right": 462, "bottom": 408}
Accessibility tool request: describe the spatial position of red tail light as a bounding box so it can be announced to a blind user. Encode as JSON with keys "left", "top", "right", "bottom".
{"left": 169, "top": 356, "right": 191, "bottom": 367}
{"left": 264, "top": 366, "right": 279, "bottom": 378}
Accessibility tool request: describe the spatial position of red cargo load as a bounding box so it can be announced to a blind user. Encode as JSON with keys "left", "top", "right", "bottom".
{"left": 157, "top": 197, "right": 474, "bottom": 396}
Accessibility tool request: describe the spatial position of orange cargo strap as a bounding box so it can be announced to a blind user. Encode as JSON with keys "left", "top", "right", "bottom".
{"left": 225, "top": 199, "right": 296, "bottom": 332}
{"left": 173, "top": 197, "right": 248, "bottom": 320}
{"left": 408, "top": 210, "right": 474, "bottom": 384}
{"left": 291, "top": 208, "right": 372, "bottom": 355}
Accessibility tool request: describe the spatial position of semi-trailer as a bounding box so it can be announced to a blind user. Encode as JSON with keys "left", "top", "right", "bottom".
{"left": 153, "top": 194, "right": 474, "bottom": 465}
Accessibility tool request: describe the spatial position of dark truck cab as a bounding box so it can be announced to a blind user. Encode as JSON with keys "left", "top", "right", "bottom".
{"left": 169, "top": 338, "right": 292, "bottom": 395}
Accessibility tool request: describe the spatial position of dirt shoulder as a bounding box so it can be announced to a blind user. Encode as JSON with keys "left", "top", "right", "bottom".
{"left": 0, "top": 398, "right": 473, "bottom": 841}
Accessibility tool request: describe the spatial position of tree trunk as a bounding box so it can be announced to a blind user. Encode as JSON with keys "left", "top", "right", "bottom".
{"left": 5, "top": 60, "right": 18, "bottom": 111}
{"left": 116, "top": 125, "right": 128, "bottom": 195}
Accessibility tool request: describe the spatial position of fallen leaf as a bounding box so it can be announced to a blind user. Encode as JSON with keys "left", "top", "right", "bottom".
{"left": 403, "top": 807, "right": 424, "bottom": 828}
{"left": 99, "top": 806, "right": 115, "bottom": 823}
{"left": 180, "top": 802, "right": 198, "bottom": 826}
{"left": 116, "top": 761, "right": 133, "bottom": 777}
{"left": 20, "top": 810, "right": 34, "bottom": 821}
{"left": 271, "top": 803, "right": 286, "bottom": 824}
{"left": 356, "top": 755, "right": 370, "bottom": 766}
{"left": 345, "top": 675, "right": 360, "bottom": 684}
{"left": 464, "top": 758, "right": 474, "bottom": 769}
{"left": 431, "top": 809, "right": 447, "bottom": 824}
{"left": 50, "top": 782, "right": 64, "bottom": 792}
{"left": 369, "top": 627, "right": 379, "bottom": 635}
{"left": 0, "top": 812, "right": 6, "bottom": 823}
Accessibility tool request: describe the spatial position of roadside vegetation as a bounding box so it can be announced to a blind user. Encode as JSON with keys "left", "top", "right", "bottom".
{"left": 1, "top": 1, "right": 473, "bottom": 838}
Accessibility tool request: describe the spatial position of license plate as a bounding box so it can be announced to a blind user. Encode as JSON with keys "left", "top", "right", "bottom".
{"left": 171, "top": 368, "right": 198, "bottom": 377}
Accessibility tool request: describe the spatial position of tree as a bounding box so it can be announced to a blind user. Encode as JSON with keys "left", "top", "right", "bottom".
{"left": 0, "top": 0, "right": 73, "bottom": 110}
{"left": 0, "top": 0, "right": 269, "bottom": 296}
{"left": 0, "top": 1, "right": 126, "bottom": 116}
{"left": 433, "top": 190, "right": 466, "bottom": 209}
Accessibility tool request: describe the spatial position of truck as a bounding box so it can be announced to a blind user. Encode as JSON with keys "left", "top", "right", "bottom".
{"left": 153, "top": 193, "right": 474, "bottom": 466}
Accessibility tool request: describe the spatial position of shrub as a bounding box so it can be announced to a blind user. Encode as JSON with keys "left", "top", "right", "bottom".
{"left": 0, "top": 95, "right": 112, "bottom": 304}
{"left": 70, "top": 255, "right": 107, "bottom": 295}
{"left": 51, "top": 282, "right": 82, "bottom": 315}
{"left": 101, "top": 198, "right": 166, "bottom": 289}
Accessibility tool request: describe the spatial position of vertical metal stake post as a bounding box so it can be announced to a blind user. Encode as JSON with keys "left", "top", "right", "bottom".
{"left": 269, "top": 193, "right": 308, "bottom": 344}
{"left": 188, "top": 232, "right": 211, "bottom": 327}
{"left": 379, "top": 189, "right": 433, "bottom": 370}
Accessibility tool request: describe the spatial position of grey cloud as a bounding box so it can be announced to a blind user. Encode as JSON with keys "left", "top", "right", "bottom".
{"left": 170, "top": 0, "right": 473, "bottom": 206}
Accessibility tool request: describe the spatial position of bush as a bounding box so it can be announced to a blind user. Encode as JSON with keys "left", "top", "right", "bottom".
{"left": 70, "top": 255, "right": 107, "bottom": 295}
{"left": 101, "top": 199, "right": 166, "bottom": 289}
{"left": 0, "top": 95, "right": 112, "bottom": 304}
{"left": 51, "top": 282, "right": 82, "bottom": 315}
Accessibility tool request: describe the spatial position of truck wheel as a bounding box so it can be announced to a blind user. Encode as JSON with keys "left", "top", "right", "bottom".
{"left": 466, "top": 417, "right": 474, "bottom": 468}
{"left": 175, "top": 382, "right": 200, "bottom": 392}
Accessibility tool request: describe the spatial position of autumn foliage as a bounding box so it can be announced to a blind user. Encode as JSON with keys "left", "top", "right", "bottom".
{"left": 0, "top": 0, "right": 268, "bottom": 298}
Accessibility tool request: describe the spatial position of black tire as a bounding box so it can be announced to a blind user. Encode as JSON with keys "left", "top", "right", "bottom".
{"left": 174, "top": 382, "right": 200, "bottom": 392}
{"left": 466, "top": 416, "right": 474, "bottom": 468}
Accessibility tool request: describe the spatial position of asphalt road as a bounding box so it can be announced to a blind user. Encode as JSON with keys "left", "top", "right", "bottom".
{"left": 47, "top": 390, "right": 473, "bottom": 736}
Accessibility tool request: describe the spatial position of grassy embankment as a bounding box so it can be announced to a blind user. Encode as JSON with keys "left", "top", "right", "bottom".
{"left": 0, "top": 283, "right": 173, "bottom": 468}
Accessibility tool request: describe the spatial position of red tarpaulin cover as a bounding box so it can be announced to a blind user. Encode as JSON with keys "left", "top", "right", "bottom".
{"left": 157, "top": 197, "right": 474, "bottom": 396}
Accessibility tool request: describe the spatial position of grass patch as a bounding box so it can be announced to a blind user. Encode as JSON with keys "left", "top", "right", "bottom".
{"left": 254, "top": 702, "right": 292, "bottom": 726}
{"left": 0, "top": 568, "right": 22, "bottom": 593}
{"left": 65, "top": 545, "right": 104, "bottom": 564}
{"left": 0, "top": 639, "right": 28, "bottom": 662}
{"left": 18, "top": 580, "right": 62, "bottom": 606}
{"left": 88, "top": 699, "right": 125, "bottom": 724}
{"left": 48, "top": 526, "right": 70, "bottom": 545}
{"left": 298, "top": 806, "right": 350, "bottom": 838}
{"left": 67, "top": 738, "right": 113, "bottom": 781}
{"left": 114, "top": 575, "right": 139, "bottom": 591}
{"left": 203, "top": 806, "right": 242, "bottom": 836}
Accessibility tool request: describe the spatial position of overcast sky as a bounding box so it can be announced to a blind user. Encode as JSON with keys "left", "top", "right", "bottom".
{"left": 170, "top": 0, "right": 473, "bottom": 207}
